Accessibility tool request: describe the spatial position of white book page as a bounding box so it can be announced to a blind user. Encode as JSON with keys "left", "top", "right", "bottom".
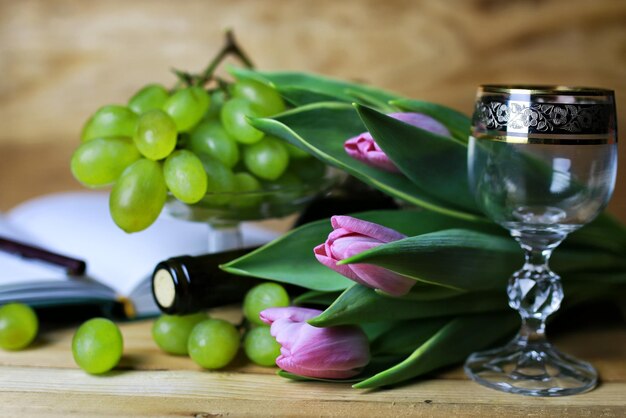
{"left": 7, "top": 192, "right": 280, "bottom": 296}
{"left": 0, "top": 214, "right": 68, "bottom": 286}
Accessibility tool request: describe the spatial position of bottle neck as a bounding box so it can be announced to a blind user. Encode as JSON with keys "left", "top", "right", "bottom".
{"left": 152, "top": 248, "right": 258, "bottom": 314}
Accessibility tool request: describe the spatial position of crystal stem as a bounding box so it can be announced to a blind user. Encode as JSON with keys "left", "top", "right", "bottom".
{"left": 508, "top": 231, "right": 565, "bottom": 344}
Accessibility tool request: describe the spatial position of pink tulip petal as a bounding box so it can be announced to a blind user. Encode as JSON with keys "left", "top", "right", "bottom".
{"left": 289, "top": 326, "right": 370, "bottom": 370}
{"left": 388, "top": 112, "right": 450, "bottom": 137}
{"left": 260, "top": 307, "right": 322, "bottom": 325}
{"left": 331, "top": 216, "right": 406, "bottom": 243}
{"left": 344, "top": 133, "right": 373, "bottom": 160}
{"left": 341, "top": 239, "right": 381, "bottom": 258}
{"left": 262, "top": 307, "right": 370, "bottom": 379}
{"left": 327, "top": 227, "right": 351, "bottom": 242}
{"left": 348, "top": 263, "right": 415, "bottom": 296}
{"left": 314, "top": 244, "right": 362, "bottom": 281}
{"left": 344, "top": 133, "right": 399, "bottom": 172}
{"left": 276, "top": 356, "right": 363, "bottom": 379}
{"left": 366, "top": 151, "right": 401, "bottom": 173}
{"left": 330, "top": 236, "right": 379, "bottom": 260}
{"left": 356, "top": 138, "right": 375, "bottom": 154}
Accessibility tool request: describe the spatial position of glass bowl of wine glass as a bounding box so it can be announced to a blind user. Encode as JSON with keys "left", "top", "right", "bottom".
{"left": 165, "top": 165, "right": 340, "bottom": 253}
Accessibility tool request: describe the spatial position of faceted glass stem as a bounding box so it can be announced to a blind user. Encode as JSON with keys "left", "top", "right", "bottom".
{"left": 508, "top": 232, "right": 564, "bottom": 347}
{"left": 464, "top": 231, "right": 597, "bottom": 396}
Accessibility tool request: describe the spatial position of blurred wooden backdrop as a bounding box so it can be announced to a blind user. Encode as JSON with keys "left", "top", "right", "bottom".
{"left": 1, "top": 0, "right": 625, "bottom": 220}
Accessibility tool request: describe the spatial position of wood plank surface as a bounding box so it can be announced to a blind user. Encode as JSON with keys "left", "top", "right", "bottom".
{"left": 0, "top": 306, "right": 624, "bottom": 418}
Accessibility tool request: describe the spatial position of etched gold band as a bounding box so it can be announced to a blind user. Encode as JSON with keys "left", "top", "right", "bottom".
{"left": 472, "top": 130, "right": 615, "bottom": 145}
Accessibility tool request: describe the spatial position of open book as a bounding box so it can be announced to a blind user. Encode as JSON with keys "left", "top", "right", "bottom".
{"left": 0, "top": 192, "right": 280, "bottom": 318}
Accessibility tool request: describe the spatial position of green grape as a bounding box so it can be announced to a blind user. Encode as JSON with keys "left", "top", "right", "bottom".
{"left": 231, "top": 79, "right": 286, "bottom": 116}
{"left": 262, "top": 171, "right": 301, "bottom": 191}
{"left": 81, "top": 105, "right": 138, "bottom": 142}
{"left": 71, "top": 137, "right": 141, "bottom": 187}
{"left": 164, "top": 150, "right": 208, "bottom": 204}
{"left": 243, "top": 136, "right": 289, "bottom": 181}
{"left": 230, "top": 172, "right": 262, "bottom": 208}
{"left": 133, "top": 109, "right": 178, "bottom": 161}
{"left": 283, "top": 142, "right": 311, "bottom": 159}
{"left": 244, "top": 326, "right": 280, "bottom": 367}
{"left": 109, "top": 158, "right": 167, "bottom": 232}
{"left": 0, "top": 303, "right": 38, "bottom": 350}
{"left": 243, "top": 283, "right": 290, "bottom": 326}
{"left": 264, "top": 171, "right": 303, "bottom": 207}
{"left": 198, "top": 154, "right": 237, "bottom": 206}
{"left": 128, "top": 84, "right": 169, "bottom": 114}
{"left": 187, "top": 319, "right": 240, "bottom": 369}
{"left": 203, "top": 89, "right": 227, "bottom": 121}
{"left": 288, "top": 158, "right": 327, "bottom": 182}
{"left": 152, "top": 312, "right": 208, "bottom": 355}
{"left": 220, "top": 98, "right": 265, "bottom": 144}
{"left": 189, "top": 120, "right": 239, "bottom": 168}
{"left": 72, "top": 318, "right": 123, "bottom": 374}
{"left": 163, "top": 86, "right": 210, "bottom": 132}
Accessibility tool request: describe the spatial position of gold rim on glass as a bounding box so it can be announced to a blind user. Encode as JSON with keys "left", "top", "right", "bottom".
{"left": 478, "top": 85, "right": 615, "bottom": 96}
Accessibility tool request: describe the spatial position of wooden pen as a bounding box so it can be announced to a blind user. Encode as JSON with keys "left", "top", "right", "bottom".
{"left": 0, "top": 235, "right": 86, "bottom": 276}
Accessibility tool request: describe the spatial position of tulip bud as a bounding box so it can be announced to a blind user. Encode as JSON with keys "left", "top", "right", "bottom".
{"left": 260, "top": 307, "right": 370, "bottom": 379}
{"left": 314, "top": 215, "right": 415, "bottom": 296}
{"left": 344, "top": 112, "right": 450, "bottom": 172}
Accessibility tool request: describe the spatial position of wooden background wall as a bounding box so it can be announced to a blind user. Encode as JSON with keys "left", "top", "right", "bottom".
{"left": 1, "top": 0, "right": 625, "bottom": 220}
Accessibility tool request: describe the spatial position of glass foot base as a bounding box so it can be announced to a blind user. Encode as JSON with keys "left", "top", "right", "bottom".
{"left": 464, "top": 340, "right": 597, "bottom": 397}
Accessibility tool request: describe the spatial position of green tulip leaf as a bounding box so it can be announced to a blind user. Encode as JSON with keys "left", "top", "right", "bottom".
{"left": 353, "top": 313, "right": 519, "bottom": 389}
{"left": 220, "top": 216, "right": 349, "bottom": 291}
{"left": 339, "top": 229, "right": 521, "bottom": 290}
{"left": 230, "top": 67, "right": 402, "bottom": 105}
{"left": 308, "top": 284, "right": 507, "bottom": 327}
{"left": 293, "top": 290, "right": 342, "bottom": 306}
{"left": 568, "top": 212, "right": 626, "bottom": 255}
{"left": 276, "top": 85, "right": 347, "bottom": 107}
{"left": 249, "top": 102, "right": 483, "bottom": 221}
{"left": 355, "top": 104, "right": 479, "bottom": 213}
{"left": 370, "top": 318, "right": 450, "bottom": 357}
{"left": 340, "top": 229, "right": 626, "bottom": 291}
{"left": 387, "top": 282, "right": 465, "bottom": 301}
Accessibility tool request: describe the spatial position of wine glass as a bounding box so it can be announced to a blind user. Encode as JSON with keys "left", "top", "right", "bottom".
{"left": 165, "top": 169, "right": 338, "bottom": 253}
{"left": 464, "top": 85, "right": 618, "bottom": 396}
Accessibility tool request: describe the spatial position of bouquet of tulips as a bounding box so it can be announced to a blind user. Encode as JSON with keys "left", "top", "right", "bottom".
{"left": 221, "top": 68, "right": 626, "bottom": 388}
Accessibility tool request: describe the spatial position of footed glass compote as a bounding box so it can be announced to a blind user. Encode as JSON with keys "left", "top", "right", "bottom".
{"left": 166, "top": 170, "right": 337, "bottom": 253}
{"left": 465, "top": 85, "right": 618, "bottom": 396}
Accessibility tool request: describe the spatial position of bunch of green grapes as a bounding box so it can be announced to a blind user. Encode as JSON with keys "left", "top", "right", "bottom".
{"left": 72, "top": 78, "right": 320, "bottom": 233}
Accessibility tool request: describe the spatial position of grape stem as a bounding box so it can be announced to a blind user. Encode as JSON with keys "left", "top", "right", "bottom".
{"left": 171, "top": 68, "right": 195, "bottom": 87}
{"left": 196, "top": 29, "right": 255, "bottom": 87}
{"left": 213, "top": 76, "right": 232, "bottom": 97}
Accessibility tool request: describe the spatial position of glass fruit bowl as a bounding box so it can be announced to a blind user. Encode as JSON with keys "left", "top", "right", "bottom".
{"left": 165, "top": 169, "right": 340, "bottom": 252}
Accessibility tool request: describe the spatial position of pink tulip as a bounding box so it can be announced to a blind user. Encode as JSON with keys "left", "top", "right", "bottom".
{"left": 314, "top": 215, "right": 415, "bottom": 296}
{"left": 260, "top": 307, "right": 370, "bottom": 379}
{"left": 344, "top": 112, "right": 450, "bottom": 172}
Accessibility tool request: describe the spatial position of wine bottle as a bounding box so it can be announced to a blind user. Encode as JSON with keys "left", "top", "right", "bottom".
{"left": 152, "top": 248, "right": 261, "bottom": 315}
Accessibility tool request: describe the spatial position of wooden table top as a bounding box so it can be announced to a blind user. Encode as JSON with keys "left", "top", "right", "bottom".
{"left": 0, "top": 305, "right": 624, "bottom": 418}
